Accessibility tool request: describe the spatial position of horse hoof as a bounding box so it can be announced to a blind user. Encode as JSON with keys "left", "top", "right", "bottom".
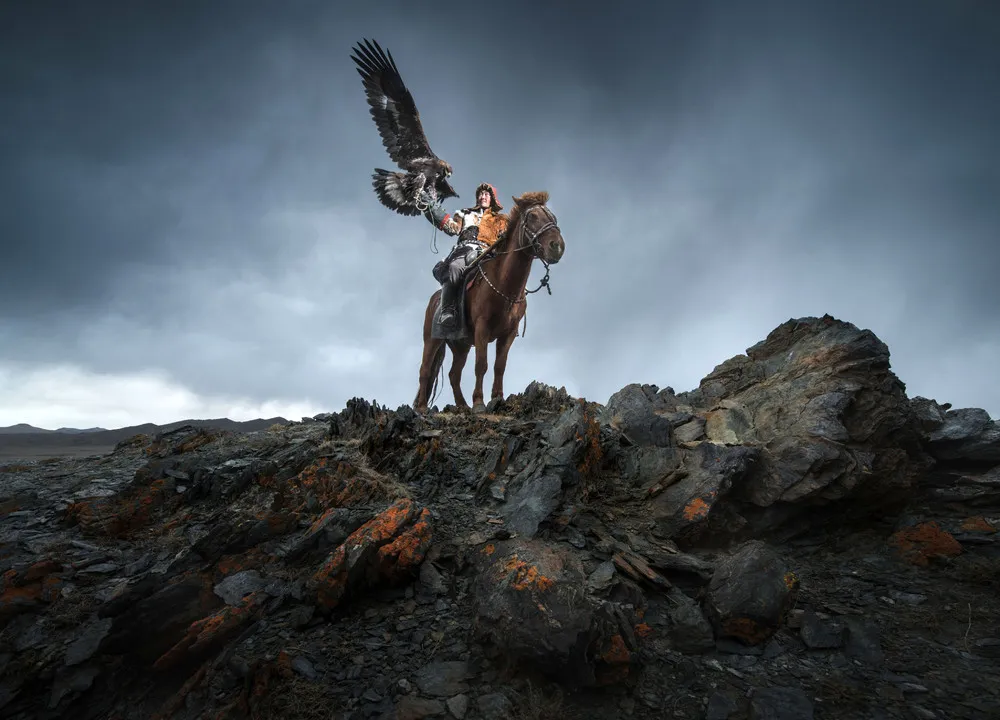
{"left": 472, "top": 402, "right": 487, "bottom": 414}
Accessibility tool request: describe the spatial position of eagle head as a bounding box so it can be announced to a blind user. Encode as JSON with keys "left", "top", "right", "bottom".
{"left": 432, "top": 161, "right": 457, "bottom": 200}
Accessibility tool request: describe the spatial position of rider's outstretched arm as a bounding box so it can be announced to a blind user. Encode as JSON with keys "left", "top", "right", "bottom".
{"left": 422, "top": 194, "right": 461, "bottom": 236}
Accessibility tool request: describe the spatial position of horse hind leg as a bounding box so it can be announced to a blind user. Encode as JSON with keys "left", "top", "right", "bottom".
{"left": 415, "top": 292, "right": 446, "bottom": 412}
{"left": 415, "top": 338, "right": 445, "bottom": 412}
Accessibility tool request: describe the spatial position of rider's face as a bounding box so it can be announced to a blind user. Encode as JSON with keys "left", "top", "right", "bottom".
{"left": 477, "top": 190, "right": 491, "bottom": 208}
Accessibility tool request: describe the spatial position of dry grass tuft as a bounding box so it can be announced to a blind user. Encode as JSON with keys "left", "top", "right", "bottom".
{"left": 248, "top": 676, "right": 331, "bottom": 720}
{"left": 816, "top": 677, "right": 877, "bottom": 713}
{"left": 0, "top": 463, "right": 34, "bottom": 473}
{"left": 944, "top": 553, "right": 1000, "bottom": 591}
{"left": 47, "top": 586, "right": 100, "bottom": 630}
{"left": 510, "top": 681, "right": 574, "bottom": 720}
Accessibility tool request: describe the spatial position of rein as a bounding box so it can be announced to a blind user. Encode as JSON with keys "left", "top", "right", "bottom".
{"left": 476, "top": 205, "right": 557, "bottom": 306}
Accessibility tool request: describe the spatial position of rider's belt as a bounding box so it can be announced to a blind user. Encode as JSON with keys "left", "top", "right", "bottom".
{"left": 458, "top": 226, "right": 479, "bottom": 245}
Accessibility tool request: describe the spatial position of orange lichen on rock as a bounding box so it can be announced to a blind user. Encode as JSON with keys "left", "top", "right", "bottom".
{"left": 262, "top": 510, "right": 299, "bottom": 535}
{"left": 594, "top": 634, "right": 634, "bottom": 686}
{"left": 0, "top": 584, "right": 45, "bottom": 618}
{"left": 347, "top": 498, "right": 417, "bottom": 549}
{"left": 682, "top": 494, "right": 716, "bottom": 522}
{"left": 721, "top": 616, "right": 770, "bottom": 645}
{"left": 276, "top": 457, "right": 392, "bottom": 511}
{"left": 307, "top": 508, "right": 338, "bottom": 534}
{"left": 416, "top": 438, "right": 443, "bottom": 460}
{"left": 1, "top": 564, "right": 65, "bottom": 620}
{"left": 311, "top": 499, "right": 432, "bottom": 612}
{"left": 176, "top": 433, "right": 215, "bottom": 454}
{"left": 312, "top": 545, "right": 349, "bottom": 611}
{"left": 145, "top": 429, "right": 216, "bottom": 458}
{"left": 215, "top": 550, "right": 264, "bottom": 577}
{"left": 377, "top": 508, "right": 433, "bottom": 581}
{"left": 22, "top": 559, "right": 63, "bottom": 582}
{"left": 634, "top": 623, "right": 653, "bottom": 638}
{"left": 889, "top": 521, "right": 963, "bottom": 567}
{"left": 499, "top": 554, "right": 556, "bottom": 592}
{"left": 960, "top": 516, "right": 997, "bottom": 534}
{"left": 154, "top": 592, "right": 265, "bottom": 671}
{"left": 39, "top": 574, "right": 64, "bottom": 601}
{"left": 65, "top": 477, "right": 176, "bottom": 538}
{"left": 601, "top": 634, "right": 631, "bottom": 665}
{"left": 483, "top": 543, "right": 496, "bottom": 556}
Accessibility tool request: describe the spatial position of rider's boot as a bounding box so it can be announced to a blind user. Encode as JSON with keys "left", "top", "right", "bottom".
{"left": 438, "top": 281, "right": 459, "bottom": 327}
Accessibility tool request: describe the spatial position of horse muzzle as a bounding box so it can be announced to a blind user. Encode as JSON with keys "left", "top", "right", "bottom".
{"left": 546, "top": 236, "right": 565, "bottom": 263}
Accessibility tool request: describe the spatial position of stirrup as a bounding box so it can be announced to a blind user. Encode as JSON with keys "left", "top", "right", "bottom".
{"left": 439, "top": 309, "right": 456, "bottom": 326}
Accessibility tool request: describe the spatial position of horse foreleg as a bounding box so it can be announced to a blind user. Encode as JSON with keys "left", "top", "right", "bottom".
{"left": 471, "top": 327, "right": 490, "bottom": 413}
{"left": 491, "top": 331, "right": 517, "bottom": 403}
{"left": 449, "top": 341, "right": 471, "bottom": 409}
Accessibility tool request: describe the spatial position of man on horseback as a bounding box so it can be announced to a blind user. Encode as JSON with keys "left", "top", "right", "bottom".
{"left": 421, "top": 182, "right": 509, "bottom": 328}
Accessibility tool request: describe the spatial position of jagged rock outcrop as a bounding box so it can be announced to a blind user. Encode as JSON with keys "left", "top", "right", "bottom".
{"left": 309, "top": 498, "right": 433, "bottom": 613}
{"left": 618, "top": 315, "right": 935, "bottom": 544}
{"left": 1, "top": 314, "right": 998, "bottom": 720}
{"left": 910, "top": 397, "right": 1000, "bottom": 464}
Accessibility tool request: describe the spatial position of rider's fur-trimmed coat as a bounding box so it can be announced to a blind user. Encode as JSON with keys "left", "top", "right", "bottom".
{"left": 440, "top": 206, "right": 509, "bottom": 247}
{"left": 475, "top": 209, "right": 509, "bottom": 247}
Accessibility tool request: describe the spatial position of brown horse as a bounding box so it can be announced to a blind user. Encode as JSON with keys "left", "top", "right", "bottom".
{"left": 413, "top": 191, "right": 565, "bottom": 413}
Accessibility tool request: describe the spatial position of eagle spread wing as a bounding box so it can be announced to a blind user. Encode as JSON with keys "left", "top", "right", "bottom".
{"left": 350, "top": 38, "right": 435, "bottom": 168}
{"left": 350, "top": 38, "right": 457, "bottom": 215}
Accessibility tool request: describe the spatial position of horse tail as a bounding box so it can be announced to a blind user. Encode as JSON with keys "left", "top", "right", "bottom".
{"left": 428, "top": 342, "right": 447, "bottom": 408}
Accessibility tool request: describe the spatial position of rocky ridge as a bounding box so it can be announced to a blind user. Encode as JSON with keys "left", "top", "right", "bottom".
{"left": 1, "top": 315, "right": 998, "bottom": 719}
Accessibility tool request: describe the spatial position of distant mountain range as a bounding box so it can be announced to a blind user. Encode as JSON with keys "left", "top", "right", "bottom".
{"left": 0, "top": 417, "right": 291, "bottom": 456}
{"left": 0, "top": 423, "right": 108, "bottom": 435}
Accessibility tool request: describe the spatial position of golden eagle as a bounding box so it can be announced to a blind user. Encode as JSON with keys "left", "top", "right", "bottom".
{"left": 350, "top": 38, "right": 458, "bottom": 216}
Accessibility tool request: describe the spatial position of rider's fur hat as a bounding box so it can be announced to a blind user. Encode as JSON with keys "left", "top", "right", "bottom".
{"left": 475, "top": 182, "right": 503, "bottom": 212}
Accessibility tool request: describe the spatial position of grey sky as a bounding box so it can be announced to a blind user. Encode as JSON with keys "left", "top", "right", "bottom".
{"left": 2, "top": 0, "right": 998, "bottom": 428}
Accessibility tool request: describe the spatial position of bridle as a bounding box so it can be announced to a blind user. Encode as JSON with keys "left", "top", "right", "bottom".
{"left": 477, "top": 204, "right": 559, "bottom": 305}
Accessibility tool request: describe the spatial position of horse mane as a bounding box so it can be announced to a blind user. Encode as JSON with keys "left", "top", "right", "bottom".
{"left": 506, "top": 191, "right": 550, "bottom": 234}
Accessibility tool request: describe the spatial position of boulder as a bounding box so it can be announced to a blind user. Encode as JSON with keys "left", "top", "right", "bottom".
{"left": 599, "top": 384, "right": 673, "bottom": 447}
{"left": 679, "top": 315, "right": 931, "bottom": 536}
{"left": 705, "top": 541, "right": 798, "bottom": 645}
{"left": 471, "top": 537, "right": 641, "bottom": 687}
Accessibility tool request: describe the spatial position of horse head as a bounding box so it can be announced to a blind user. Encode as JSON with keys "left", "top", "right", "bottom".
{"left": 509, "top": 191, "right": 565, "bottom": 265}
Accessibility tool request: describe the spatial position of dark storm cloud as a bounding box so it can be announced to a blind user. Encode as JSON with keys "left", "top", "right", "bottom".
{"left": 1, "top": 0, "right": 998, "bottom": 420}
